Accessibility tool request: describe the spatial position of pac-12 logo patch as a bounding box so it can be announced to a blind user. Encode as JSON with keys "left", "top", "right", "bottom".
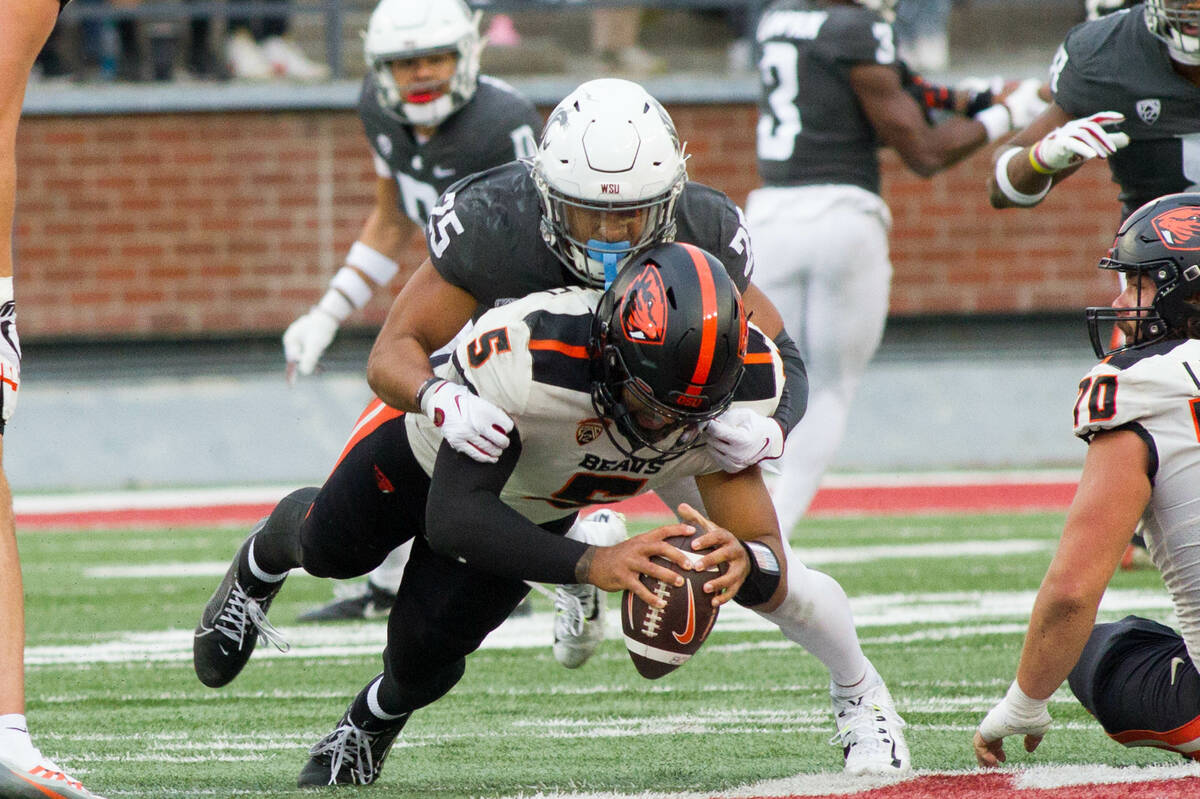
{"left": 1136, "top": 98, "right": 1160, "bottom": 125}
{"left": 576, "top": 418, "right": 604, "bottom": 445}
{"left": 620, "top": 265, "right": 667, "bottom": 345}
{"left": 1152, "top": 206, "right": 1200, "bottom": 251}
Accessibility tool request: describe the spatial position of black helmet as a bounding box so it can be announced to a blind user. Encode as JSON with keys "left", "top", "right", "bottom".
{"left": 591, "top": 242, "right": 747, "bottom": 456}
{"left": 1086, "top": 192, "right": 1200, "bottom": 358}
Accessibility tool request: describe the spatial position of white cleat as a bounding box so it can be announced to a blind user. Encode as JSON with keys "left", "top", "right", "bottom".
{"left": 829, "top": 672, "right": 911, "bottom": 777}
{"left": 552, "top": 510, "right": 627, "bottom": 668}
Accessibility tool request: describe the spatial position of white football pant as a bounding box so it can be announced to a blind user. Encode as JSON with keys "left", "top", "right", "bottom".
{"left": 746, "top": 184, "right": 892, "bottom": 536}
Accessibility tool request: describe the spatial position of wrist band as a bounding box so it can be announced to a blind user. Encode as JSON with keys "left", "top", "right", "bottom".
{"left": 315, "top": 288, "right": 354, "bottom": 322}
{"left": 1028, "top": 144, "right": 1058, "bottom": 175}
{"left": 329, "top": 265, "right": 374, "bottom": 310}
{"left": 1005, "top": 680, "right": 1050, "bottom": 717}
{"left": 415, "top": 376, "right": 444, "bottom": 409}
{"left": 973, "top": 104, "right": 1012, "bottom": 143}
{"left": 994, "top": 146, "right": 1051, "bottom": 207}
{"left": 346, "top": 241, "right": 400, "bottom": 285}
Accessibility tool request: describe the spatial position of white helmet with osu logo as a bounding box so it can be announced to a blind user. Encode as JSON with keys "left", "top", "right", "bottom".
{"left": 531, "top": 79, "right": 689, "bottom": 288}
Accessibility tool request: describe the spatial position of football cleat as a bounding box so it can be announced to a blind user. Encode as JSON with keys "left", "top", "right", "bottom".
{"left": 829, "top": 673, "right": 911, "bottom": 777}
{"left": 552, "top": 582, "right": 606, "bottom": 669}
{"left": 297, "top": 580, "right": 397, "bottom": 623}
{"left": 297, "top": 712, "right": 406, "bottom": 787}
{"left": 0, "top": 760, "right": 106, "bottom": 799}
{"left": 193, "top": 535, "right": 289, "bottom": 688}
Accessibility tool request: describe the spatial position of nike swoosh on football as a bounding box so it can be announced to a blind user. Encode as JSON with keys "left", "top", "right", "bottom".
{"left": 672, "top": 580, "right": 696, "bottom": 645}
{"left": 1171, "top": 656, "right": 1187, "bottom": 685}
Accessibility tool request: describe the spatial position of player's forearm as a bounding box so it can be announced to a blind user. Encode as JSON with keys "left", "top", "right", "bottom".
{"left": 366, "top": 334, "right": 433, "bottom": 411}
{"left": 1015, "top": 584, "right": 1100, "bottom": 700}
{"left": 988, "top": 144, "right": 1055, "bottom": 208}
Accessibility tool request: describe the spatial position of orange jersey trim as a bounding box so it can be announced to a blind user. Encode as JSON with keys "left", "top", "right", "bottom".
{"left": 744, "top": 351, "right": 773, "bottom": 365}
{"left": 331, "top": 397, "right": 405, "bottom": 474}
{"left": 529, "top": 338, "right": 590, "bottom": 359}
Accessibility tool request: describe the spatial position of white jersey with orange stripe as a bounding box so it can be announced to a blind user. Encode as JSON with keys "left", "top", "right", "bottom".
{"left": 1073, "top": 336, "right": 1200, "bottom": 672}
{"left": 404, "top": 287, "right": 783, "bottom": 524}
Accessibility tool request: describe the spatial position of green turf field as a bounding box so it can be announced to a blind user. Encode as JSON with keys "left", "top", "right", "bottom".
{"left": 16, "top": 512, "right": 1181, "bottom": 798}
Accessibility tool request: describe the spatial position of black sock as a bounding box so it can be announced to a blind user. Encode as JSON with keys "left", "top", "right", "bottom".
{"left": 236, "top": 486, "right": 319, "bottom": 592}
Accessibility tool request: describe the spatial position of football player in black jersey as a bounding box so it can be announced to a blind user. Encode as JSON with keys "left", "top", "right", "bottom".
{"left": 746, "top": 0, "right": 1047, "bottom": 535}
{"left": 974, "top": 193, "right": 1200, "bottom": 767}
{"left": 283, "top": 0, "right": 542, "bottom": 624}
{"left": 193, "top": 243, "right": 910, "bottom": 784}
{"left": 0, "top": 2, "right": 105, "bottom": 797}
{"left": 990, "top": 1, "right": 1200, "bottom": 220}
{"left": 358, "top": 77, "right": 911, "bottom": 774}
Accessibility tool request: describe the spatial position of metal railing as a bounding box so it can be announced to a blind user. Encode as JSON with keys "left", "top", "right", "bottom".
{"left": 56, "top": 0, "right": 767, "bottom": 80}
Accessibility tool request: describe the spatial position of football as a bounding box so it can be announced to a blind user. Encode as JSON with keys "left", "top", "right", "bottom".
{"left": 621, "top": 534, "right": 726, "bottom": 679}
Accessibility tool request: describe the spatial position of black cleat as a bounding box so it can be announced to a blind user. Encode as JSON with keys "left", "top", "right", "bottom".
{"left": 297, "top": 712, "right": 407, "bottom": 787}
{"left": 193, "top": 535, "right": 289, "bottom": 688}
{"left": 297, "top": 580, "right": 397, "bottom": 623}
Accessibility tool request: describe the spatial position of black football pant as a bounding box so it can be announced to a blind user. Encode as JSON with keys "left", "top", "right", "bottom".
{"left": 1068, "top": 615, "right": 1200, "bottom": 760}
{"left": 253, "top": 404, "right": 541, "bottom": 716}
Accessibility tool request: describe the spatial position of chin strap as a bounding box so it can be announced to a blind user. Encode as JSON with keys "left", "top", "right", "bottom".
{"left": 586, "top": 239, "right": 630, "bottom": 288}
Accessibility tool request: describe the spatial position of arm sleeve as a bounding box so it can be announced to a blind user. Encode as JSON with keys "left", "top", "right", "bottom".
{"left": 424, "top": 427, "right": 587, "bottom": 584}
{"left": 770, "top": 327, "right": 808, "bottom": 435}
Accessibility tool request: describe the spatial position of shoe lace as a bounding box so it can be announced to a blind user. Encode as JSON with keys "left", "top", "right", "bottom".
{"left": 28, "top": 764, "right": 84, "bottom": 791}
{"left": 827, "top": 697, "right": 906, "bottom": 751}
{"left": 215, "top": 582, "right": 289, "bottom": 653}
{"left": 553, "top": 584, "right": 596, "bottom": 639}
{"left": 309, "top": 722, "right": 377, "bottom": 785}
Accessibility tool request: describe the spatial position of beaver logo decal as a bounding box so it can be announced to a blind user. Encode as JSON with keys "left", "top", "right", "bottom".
{"left": 620, "top": 265, "right": 667, "bottom": 345}
{"left": 1153, "top": 206, "right": 1200, "bottom": 251}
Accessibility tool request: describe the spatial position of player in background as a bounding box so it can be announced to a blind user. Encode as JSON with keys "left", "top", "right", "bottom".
{"left": 193, "top": 243, "right": 910, "bottom": 784}
{"left": 354, "top": 78, "right": 815, "bottom": 676}
{"left": 989, "top": 0, "right": 1200, "bottom": 569}
{"left": 988, "top": 1, "right": 1199, "bottom": 221}
{"left": 973, "top": 192, "right": 1200, "bottom": 766}
{"left": 283, "top": 0, "right": 542, "bottom": 623}
{"left": 746, "top": 0, "right": 1047, "bottom": 534}
{"left": 0, "top": 2, "right": 107, "bottom": 797}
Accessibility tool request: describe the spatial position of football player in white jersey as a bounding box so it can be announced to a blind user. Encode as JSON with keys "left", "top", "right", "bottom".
{"left": 747, "top": 0, "right": 1046, "bottom": 534}
{"left": 193, "top": 243, "right": 910, "bottom": 785}
{"left": 974, "top": 193, "right": 1200, "bottom": 766}
{"left": 283, "top": 0, "right": 542, "bottom": 623}
{"left": 0, "top": 1, "right": 106, "bottom": 796}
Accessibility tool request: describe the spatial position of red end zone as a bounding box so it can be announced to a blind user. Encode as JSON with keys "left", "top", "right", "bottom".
{"left": 12, "top": 475, "right": 1080, "bottom": 530}
{"left": 740, "top": 773, "right": 1200, "bottom": 799}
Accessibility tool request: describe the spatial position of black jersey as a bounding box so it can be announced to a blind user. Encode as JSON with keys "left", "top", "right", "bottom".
{"left": 1052, "top": 7, "right": 1200, "bottom": 218}
{"left": 755, "top": 0, "right": 896, "bottom": 194}
{"left": 426, "top": 161, "right": 756, "bottom": 318}
{"left": 358, "top": 74, "right": 542, "bottom": 227}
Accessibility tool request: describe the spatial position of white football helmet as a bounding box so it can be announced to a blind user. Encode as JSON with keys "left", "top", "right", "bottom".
{"left": 1085, "top": 0, "right": 1135, "bottom": 20}
{"left": 531, "top": 79, "right": 688, "bottom": 287}
{"left": 1145, "top": 0, "right": 1200, "bottom": 63}
{"left": 362, "top": 0, "right": 482, "bottom": 126}
{"left": 855, "top": 0, "right": 897, "bottom": 22}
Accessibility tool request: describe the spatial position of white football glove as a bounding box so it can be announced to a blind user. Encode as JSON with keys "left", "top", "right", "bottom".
{"left": 282, "top": 306, "right": 340, "bottom": 382}
{"left": 1031, "top": 111, "right": 1130, "bottom": 173}
{"left": 420, "top": 379, "right": 514, "bottom": 463}
{"left": 0, "top": 283, "right": 21, "bottom": 428}
{"left": 974, "top": 681, "right": 1052, "bottom": 766}
{"left": 705, "top": 407, "right": 785, "bottom": 472}
{"left": 1001, "top": 78, "right": 1048, "bottom": 129}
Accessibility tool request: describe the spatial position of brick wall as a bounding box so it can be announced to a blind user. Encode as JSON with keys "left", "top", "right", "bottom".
{"left": 13, "top": 103, "right": 1123, "bottom": 341}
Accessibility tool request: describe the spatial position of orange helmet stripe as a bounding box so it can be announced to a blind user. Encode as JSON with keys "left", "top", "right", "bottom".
{"left": 679, "top": 242, "right": 718, "bottom": 396}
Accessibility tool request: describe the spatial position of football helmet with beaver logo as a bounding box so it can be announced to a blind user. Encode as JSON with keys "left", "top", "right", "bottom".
{"left": 591, "top": 242, "right": 747, "bottom": 456}
{"left": 1087, "top": 192, "right": 1200, "bottom": 357}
